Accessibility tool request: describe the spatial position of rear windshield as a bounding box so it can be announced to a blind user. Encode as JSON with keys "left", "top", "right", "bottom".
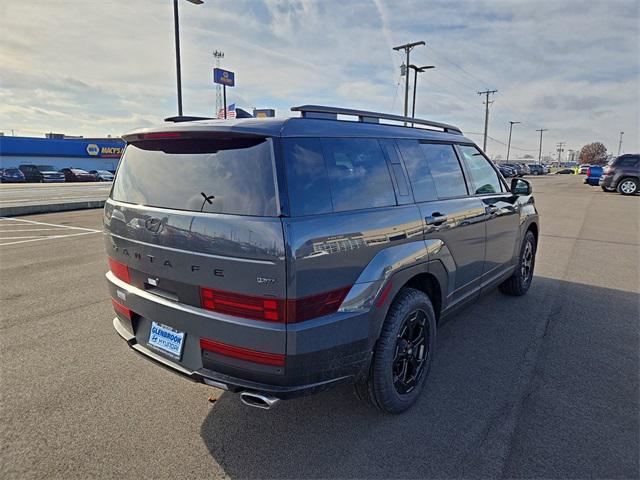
{"left": 111, "top": 137, "right": 278, "bottom": 216}
{"left": 37, "top": 165, "right": 56, "bottom": 171}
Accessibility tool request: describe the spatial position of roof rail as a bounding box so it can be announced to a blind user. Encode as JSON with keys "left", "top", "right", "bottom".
{"left": 164, "top": 115, "right": 214, "bottom": 123}
{"left": 291, "top": 105, "right": 462, "bottom": 134}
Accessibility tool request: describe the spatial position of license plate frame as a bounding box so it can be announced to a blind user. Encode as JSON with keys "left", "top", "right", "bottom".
{"left": 147, "top": 321, "right": 185, "bottom": 360}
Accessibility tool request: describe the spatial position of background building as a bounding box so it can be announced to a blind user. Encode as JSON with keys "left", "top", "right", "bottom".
{"left": 0, "top": 135, "right": 125, "bottom": 171}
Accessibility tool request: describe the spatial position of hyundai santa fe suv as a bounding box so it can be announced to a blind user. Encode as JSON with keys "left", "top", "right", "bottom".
{"left": 106, "top": 105, "right": 539, "bottom": 413}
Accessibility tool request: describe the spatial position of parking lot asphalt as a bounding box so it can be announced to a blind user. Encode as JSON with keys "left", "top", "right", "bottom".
{"left": 1, "top": 175, "right": 638, "bottom": 479}
{"left": 0, "top": 182, "right": 112, "bottom": 208}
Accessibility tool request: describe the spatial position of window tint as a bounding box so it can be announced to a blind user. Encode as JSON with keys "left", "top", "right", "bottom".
{"left": 457, "top": 145, "right": 503, "bottom": 194}
{"left": 618, "top": 156, "right": 639, "bottom": 167}
{"left": 112, "top": 138, "right": 278, "bottom": 216}
{"left": 283, "top": 138, "right": 333, "bottom": 216}
{"left": 321, "top": 138, "right": 396, "bottom": 212}
{"left": 419, "top": 143, "right": 468, "bottom": 198}
{"left": 396, "top": 139, "right": 437, "bottom": 202}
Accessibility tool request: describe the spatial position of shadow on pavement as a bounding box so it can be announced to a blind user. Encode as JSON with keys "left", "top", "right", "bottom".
{"left": 199, "top": 277, "right": 639, "bottom": 479}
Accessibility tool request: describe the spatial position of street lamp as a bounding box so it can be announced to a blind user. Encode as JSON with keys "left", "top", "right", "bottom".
{"left": 408, "top": 65, "right": 434, "bottom": 124}
{"left": 173, "top": 0, "right": 204, "bottom": 116}
{"left": 506, "top": 121, "right": 520, "bottom": 161}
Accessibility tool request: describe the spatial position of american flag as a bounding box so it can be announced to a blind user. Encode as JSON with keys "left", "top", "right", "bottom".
{"left": 217, "top": 103, "right": 236, "bottom": 119}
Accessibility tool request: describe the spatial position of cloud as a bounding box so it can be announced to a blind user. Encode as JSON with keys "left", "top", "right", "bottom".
{"left": 0, "top": 0, "right": 637, "bottom": 155}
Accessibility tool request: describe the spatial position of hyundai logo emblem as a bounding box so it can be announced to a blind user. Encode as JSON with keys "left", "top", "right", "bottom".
{"left": 144, "top": 217, "right": 163, "bottom": 234}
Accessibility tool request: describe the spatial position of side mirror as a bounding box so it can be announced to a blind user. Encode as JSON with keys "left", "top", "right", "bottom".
{"left": 511, "top": 178, "right": 532, "bottom": 195}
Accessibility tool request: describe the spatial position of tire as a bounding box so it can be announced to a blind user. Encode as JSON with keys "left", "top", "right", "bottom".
{"left": 601, "top": 185, "right": 614, "bottom": 192}
{"left": 533, "top": 171, "right": 539, "bottom": 175}
{"left": 617, "top": 177, "right": 638, "bottom": 195}
{"left": 357, "top": 288, "right": 437, "bottom": 414}
{"left": 499, "top": 230, "right": 536, "bottom": 296}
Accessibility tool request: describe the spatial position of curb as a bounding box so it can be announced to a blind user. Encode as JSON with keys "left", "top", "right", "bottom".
{"left": 0, "top": 200, "right": 105, "bottom": 217}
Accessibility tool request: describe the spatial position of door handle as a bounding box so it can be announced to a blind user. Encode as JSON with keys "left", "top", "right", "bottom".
{"left": 426, "top": 212, "right": 448, "bottom": 226}
{"left": 485, "top": 205, "right": 500, "bottom": 215}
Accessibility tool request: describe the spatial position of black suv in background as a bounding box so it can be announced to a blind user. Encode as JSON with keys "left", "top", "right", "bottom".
{"left": 18, "top": 164, "right": 65, "bottom": 183}
{"left": 106, "top": 105, "right": 539, "bottom": 413}
{"left": 600, "top": 154, "right": 639, "bottom": 195}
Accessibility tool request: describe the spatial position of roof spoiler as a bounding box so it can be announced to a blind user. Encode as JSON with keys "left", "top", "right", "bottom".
{"left": 164, "top": 108, "right": 254, "bottom": 123}
{"left": 291, "top": 105, "right": 462, "bottom": 134}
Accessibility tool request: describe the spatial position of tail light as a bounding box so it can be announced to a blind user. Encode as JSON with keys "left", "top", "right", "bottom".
{"left": 200, "top": 287, "right": 285, "bottom": 322}
{"left": 108, "top": 258, "right": 131, "bottom": 283}
{"left": 200, "top": 338, "right": 285, "bottom": 366}
{"left": 199, "top": 285, "right": 351, "bottom": 323}
{"left": 112, "top": 299, "right": 132, "bottom": 320}
{"left": 586, "top": 167, "right": 591, "bottom": 176}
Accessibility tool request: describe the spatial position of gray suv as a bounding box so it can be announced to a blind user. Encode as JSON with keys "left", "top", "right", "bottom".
{"left": 105, "top": 105, "right": 539, "bottom": 414}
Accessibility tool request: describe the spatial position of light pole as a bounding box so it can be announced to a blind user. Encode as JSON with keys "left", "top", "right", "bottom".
{"left": 173, "top": 0, "right": 204, "bottom": 116}
{"left": 618, "top": 131, "right": 624, "bottom": 156}
{"left": 393, "top": 41, "right": 425, "bottom": 124}
{"left": 506, "top": 121, "right": 520, "bottom": 161}
{"left": 408, "top": 65, "right": 434, "bottom": 124}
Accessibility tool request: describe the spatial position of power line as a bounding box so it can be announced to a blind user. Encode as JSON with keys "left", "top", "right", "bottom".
{"left": 466, "top": 132, "right": 539, "bottom": 152}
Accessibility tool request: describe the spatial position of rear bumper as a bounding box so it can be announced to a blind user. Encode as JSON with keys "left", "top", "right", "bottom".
{"left": 42, "top": 177, "right": 66, "bottom": 183}
{"left": 599, "top": 175, "right": 614, "bottom": 188}
{"left": 107, "top": 272, "right": 371, "bottom": 399}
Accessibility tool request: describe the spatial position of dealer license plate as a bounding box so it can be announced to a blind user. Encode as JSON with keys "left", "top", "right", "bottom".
{"left": 148, "top": 322, "right": 185, "bottom": 360}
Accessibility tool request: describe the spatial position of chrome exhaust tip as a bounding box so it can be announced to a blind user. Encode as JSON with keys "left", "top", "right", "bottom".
{"left": 240, "top": 391, "right": 280, "bottom": 410}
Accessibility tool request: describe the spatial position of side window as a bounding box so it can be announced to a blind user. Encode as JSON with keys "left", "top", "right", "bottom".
{"left": 321, "top": 138, "right": 396, "bottom": 212}
{"left": 396, "top": 139, "right": 437, "bottom": 202}
{"left": 419, "top": 143, "right": 468, "bottom": 198}
{"left": 457, "top": 145, "right": 503, "bottom": 195}
{"left": 283, "top": 138, "right": 333, "bottom": 216}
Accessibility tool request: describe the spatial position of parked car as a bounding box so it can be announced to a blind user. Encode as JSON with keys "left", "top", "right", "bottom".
{"left": 519, "top": 164, "right": 531, "bottom": 175}
{"left": 557, "top": 168, "right": 574, "bottom": 174}
{"left": 599, "top": 154, "right": 639, "bottom": 195}
{"left": 1, "top": 168, "right": 26, "bottom": 183}
{"left": 60, "top": 168, "right": 96, "bottom": 182}
{"left": 578, "top": 164, "right": 589, "bottom": 174}
{"left": 498, "top": 164, "right": 516, "bottom": 178}
{"left": 18, "top": 164, "right": 64, "bottom": 183}
{"left": 542, "top": 164, "right": 551, "bottom": 174}
{"left": 90, "top": 170, "right": 115, "bottom": 181}
{"left": 105, "top": 105, "right": 540, "bottom": 414}
{"left": 528, "top": 164, "right": 545, "bottom": 175}
{"left": 584, "top": 165, "right": 603, "bottom": 186}
{"left": 504, "top": 163, "right": 525, "bottom": 177}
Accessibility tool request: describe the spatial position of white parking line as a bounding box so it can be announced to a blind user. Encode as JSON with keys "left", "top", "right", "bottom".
{"left": 0, "top": 231, "right": 99, "bottom": 247}
{"left": 0, "top": 217, "right": 102, "bottom": 246}
{"left": 0, "top": 217, "right": 101, "bottom": 233}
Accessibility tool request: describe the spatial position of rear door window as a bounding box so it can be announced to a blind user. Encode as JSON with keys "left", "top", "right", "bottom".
{"left": 283, "top": 138, "right": 333, "bottom": 216}
{"left": 419, "top": 143, "right": 468, "bottom": 199}
{"left": 457, "top": 145, "right": 504, "bottom": 194}
{"left": 320, "top": 138, "right": 396, "bottom": 212}
{"left": 396, "top": 139, "right": 437, "bottom": 202}
{"left": 112, "top": 137, "right": 278, "bottom": 216}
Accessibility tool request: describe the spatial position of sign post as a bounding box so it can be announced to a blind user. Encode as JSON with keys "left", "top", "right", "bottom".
{"left": 213, "top": 68, "right": 235, "bottom": 119}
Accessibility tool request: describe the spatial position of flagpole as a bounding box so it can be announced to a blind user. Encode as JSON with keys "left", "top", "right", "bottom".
{"left": 223, "top": 85, "right": 227, "bottom": 119}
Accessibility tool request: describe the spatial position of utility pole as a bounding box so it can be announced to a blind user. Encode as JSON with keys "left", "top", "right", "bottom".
{"left": 556, "top": 142, "right": 566, "bottom": 164}
{"left": 618, "top": 131, "right": 624, "bottom": 156}
{"left": 477, "top": 89, "right": 498, "bottom": 152}
{"left": 408, "top": 64, "right": 435, "bottom": 125}
{"left": 506, "top": 121, "right": 521, "bottom": 161}
{"left": 213, "top": 49, "right": 225, "bottom": 115}
{"left": 536, "top": 129, "right": 547, "bottom": 164}
{"left": 393, "top": 41, "right": 425, "bottom": 124}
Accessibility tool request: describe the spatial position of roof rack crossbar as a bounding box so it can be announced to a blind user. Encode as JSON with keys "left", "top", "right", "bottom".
{"left": 291, "top": 105, "right": 462, "bottom": 134}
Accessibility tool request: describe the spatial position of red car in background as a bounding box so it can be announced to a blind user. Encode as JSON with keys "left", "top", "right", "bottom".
{"left": 60, "top": 168, "right": 95, "bottom": 182}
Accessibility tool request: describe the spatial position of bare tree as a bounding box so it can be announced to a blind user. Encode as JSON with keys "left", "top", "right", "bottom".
{"left": 579, "top": 142, "right": 608, "bottom": 165}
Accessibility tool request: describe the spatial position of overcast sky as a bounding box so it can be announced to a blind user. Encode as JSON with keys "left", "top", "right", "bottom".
{"left": 1, "top": 0, "right": 638, "bottom": 157}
